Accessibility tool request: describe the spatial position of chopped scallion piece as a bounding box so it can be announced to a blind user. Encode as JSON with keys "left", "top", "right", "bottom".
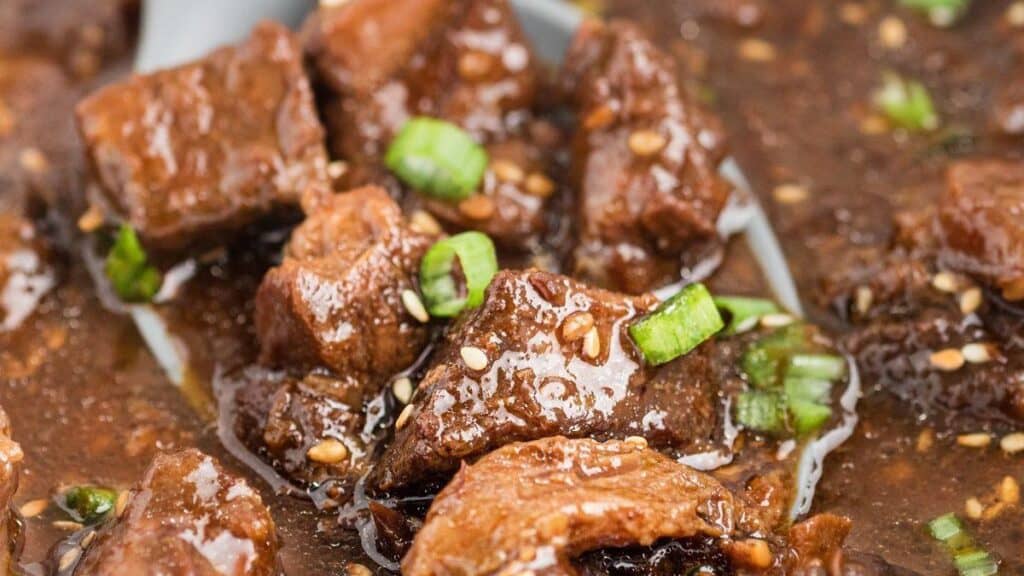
{"left": 928, "top": 513, "right": 964, "bottom": 541}
{"left": 790, "top": 399, "right": 833, "bottom": 435}
{"left": 62, "top": 485, "right": 118, "bottom": 524}
{"left": 874, "top": 72, "right": 939, "bottom": 132}
{"left": 713, "top": 296, "right": 779, "bottom": 335}
{"left": 735, "top": 390, "right": 787, "bottom": 434}
{"left": 105, "top": 224, "right": 162, "bottom": 303}
{"left": 787, "top": 354, "right": 847, "bottom": 381}
{"left": 927, "top": 513, "right": 999, "bottom": 576}
{"left": 900, "top": 0, "right": 970, "bottom": 27}
{"left": 954, "top": 551, "right": 998, "bottom": 576}
{"left": 419, "top": 232, "right": 498, "bottom": 317}
{"left": 628, "top": 283, "right": 724, "bottom": 366}
{"left": 784, "top": 377, "right": 833, "bottom": 404}
{"left": 385, "top": 117, "right": 489, "bottom": 201}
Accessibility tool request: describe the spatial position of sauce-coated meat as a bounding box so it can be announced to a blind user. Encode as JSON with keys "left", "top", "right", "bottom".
{"left": 0, "top": 215, "right": 54, "bottom": 332}
{"left": 564, "top": 21, "right": 730, "bottom": 294}
{"left": 75, "top": 21, "right": 329, "bottom": 253}
{"left": 74, "top": 449, "right": 279, "bottom": 576}
{"left": 374, "top": 269, "right": 730, "bottom": 491}
{"left": 0, "top": 407, "right": 22, "bottom": 574}
{"left": 403, "top": 436, "right": 769, "bottom": 576}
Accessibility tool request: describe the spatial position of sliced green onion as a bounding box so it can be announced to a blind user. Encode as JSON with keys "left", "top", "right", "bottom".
{"left": 739, "top": 325, "right": 809, "bottom": 388}
{"left": 713, "top": 296, "right": 779, "bottom": 335}
{"left": 419, "top": 232, "right": 497, "bottom": 317}
{"left": 385, "top": 117, "right": 488, "bottom": 201}
{"left": 735, "top": 390, "right": 787, "bottom": 434}
{"left": 874, "top": 72, "right": 939, "bottom": 132}
{"left": 927, "top": 513, "right": 999, "bottom": 576}
{"left": 954, "top": 552, "right": 998, "bottom": 576}
{"left": 900, "top": 0, "right": 970, "bottom": 27}
{"left": 628, "top": 283, "right": 724, "bottom": 366}
{"left": 787, "top": 354, "right": 847, "bottom": 381}
{"left": 928, "top": 513, "right": 964, "bottom": 541}
{"left": 105, "top": 224, "right": 162, "bottom": 303}
{"left": 784, "top": 377, "right": 833, "bottom": 404}
{"left": 62, "top": 485, "right": 118, "bottom": 524}
{"left": 790, "top": 399, "right": 833, "bottom": 435}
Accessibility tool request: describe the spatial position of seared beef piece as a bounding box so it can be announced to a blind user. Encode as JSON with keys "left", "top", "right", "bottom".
{"left": 403, "top": 437, "right": 772, "bottom": 576}
{"left": 255, "top": 186, "right": 435, "bottom": 381}
{"left": 938, "top": 160, "right": 1024, "bottom": 301}
{"left": 74, "top": 449, "right": 279, "bottom": 576}
{"left": 0, "top": 407, "right": 23, "bottom": 573}
{"left": 0, "top": 57, "right": 82, "bottom": 216}
{"left": 785, "top": 514, "right": 851, "bottom": 574}
{"left": 0, "top": 0, "right": 136, "bottom": 78}
{"left": 563, "top": 21, "right": 730, "bottom": 294}
{"left": 0, "top": 215, "right": 54, "bottom": 332}
{"left": 374, "top": 269, "right": 731, "bottom": 491}
{"left": 303, "top": 0, "right": 556, "bottom": 248}
{"left": 76, "top": 21, "right": 329, "bottom": 253}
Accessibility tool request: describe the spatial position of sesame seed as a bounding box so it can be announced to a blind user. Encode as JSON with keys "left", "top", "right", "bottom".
{"left": 931, "top": 271, "right": 961, "bottom": 293}
{"left": 760, "top": 313, "right": 795, "bottom": 328}
{"left": 80, "top": 530, "right": 96, "bottom": 548}
{"left": 392, "top": 377, "right": 413, "bottom": 404}
{"left": 965, "top": 497, "right": 984, "bottom": 520}
{"left": 458, "top": 51, "right": 494, "bottom": 80}
{"left": 738, "top": 38, "right": 776, "bottom": 62}
{"left": 401, "top": 289, "right": 430, "bottom": 323}
{"left": 307, "top": 438, "right": 349, "bottom": 464}
{"left": 115, "top": 491, "right": 130, "bottom": 518}
{"left": 624, "top": 436, "right": 648, "bottom": 449}
{"left": 959, "top": 287, "right": 982, "bottom": 315}
{"left": 77, "top": 204, "right": 105, "bottom": 233}
{"left": 524, "top": 173, "right": 556, "bottom": 198}
{"left": 18, "top": 499, "right": 49, "bottom": 518}
{"left": 961, "top": 343, "right": 994, "bottom": 364}
{"left": 347, "top": 564, "right": 373, "bottom": 576}
{"left": 854, "top": 286, "right": 874, "bottom": 316}
{"left": 327, "top": 160, "right": 348, "bottom": 180}
{"left": 319, "top": 0, "right": 349, "bottom": 7}
{"left": 53, "top": 520, "right": 84, "bottom": 531}
{"left": 929, "top": 348, "right": 964, "bottom": 372}
{"left": 773, "top": 184, "right": 808, "bottom": 204}
{"left": 878, "top": 16, "right": 907, "bottom": 50}
{"left": 1009, "top": 2, "right": 1024, "bottom": 27}
{"left": 582, "top": 327, "right": 601, "bottom": 359}
{"left": 58, "top": 547, "right": 81, "bottom": 572}
{"left": 628, "top": 130, "right": 667, "bottom": 157}
{"left": 916, "top": 428, "right": 934, "bottom": 453}
{"left": 999, "top": 476, "right": 1020, "bottom": 505}
{"left": 491, "top": 159, "right": 525, "bottom": 184}
{"left": 583, "top": 104, "right": 616, "bottom": 130}
{"left": 460, "top": 346, "right": 489, "bottom": 371}
{"left": 458, "top": 194, "right": 495, "bottom": 220}
{"left": 561, "top": 312, "right": 595, "bottom": 342}
{"left": 859, "top": 114, "right": 889, "bottom": 135}
{"left": 1000, "top": 433, "right": 1024, "bottom": 455}
{"left": 395, "top": 404, "right": 415, "bottom": 430}
{"left": 19, "top": 147, "right": 48, "bottom": 173}
{"left": 409, "top": 210, "right": 443, "bottom": 235}
{"left": 956, "top": 433, "right": 992, "bottom": 448}
{"left": 742, "top": 539, "right": 774, "bottom": 569}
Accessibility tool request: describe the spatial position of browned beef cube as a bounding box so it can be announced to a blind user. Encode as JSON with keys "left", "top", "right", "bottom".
{"left": 74, "top": 449, "right": 278, "bottom": 576}
{"left": 255, "top": 187, "right": 436, "bottom": 382}
{"left": 76, "top": 21, "right": 329, "bottom": 253}
{"left": 939, "top": 160, "right": 1024, "bottom": 301}
{"left": 373, "top": 269, "right": 728, "bottom": 491}
{"left": 303, "top": 0, "right": 555, "bottom": 248}
{"left": 0, "top": 407, "right": 22, "bottom": 573}
{"left": 564, "top": 21, "right": 731, "bottom": 294}
{"left": 0, "top": 215, "right": 54, "bottom": 332}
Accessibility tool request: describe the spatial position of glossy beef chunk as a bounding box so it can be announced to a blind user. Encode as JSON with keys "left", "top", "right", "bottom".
{"left": 374, "top": 269, "right": 730, "bottom": 491}
{"left": 75, "top": 21, "right": 329, "bottom": 253}
{"left": 0, "top": 215, "right": 54, "bottom": 332}
{"left": 403, "top": 437, "right": 773, "bottom": 576}
{"left": 938, "top": 160, "right": 1024, "bottom": 301}
{"left": 0, "top": 57, "right": 82, "bottom": 216}
{"left": 74, "top": 449, "right": 278, "bottom": 576}
{"left": 0, "top": 407, "right": 23, "bottom": 573}
{"left": 303, "top": 0, "right": 557, "bottom": 248}
{"left": 564, "top": 21, "right": 730, "bottom": 294}
{"left": 256, "top": 186, "right": 435, "bottom": 382}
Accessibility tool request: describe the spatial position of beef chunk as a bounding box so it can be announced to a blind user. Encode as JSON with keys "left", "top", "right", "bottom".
{"left": 564, "top": 21, "right": 730, "bottom": 294}
{"left": 0, "top": 215, "right": 54, "bottom": 332}
{"left": 373, "top": 269, "right": 729, "bottom": 491}
{"left": 403, "top": 437, "right": 772, "bottom": 576}
{"left": 939, "top": 160, "right": 1024, "bottom": 301}
{"left": 303, "top": 0, "right": 557, "bottom": 248}
{"left": 76, "top": 21, "right": 329, "bottom": 253}
{"left": 255, "top": 187, "right": 435, "bottom": 382}
{"left": 0, "top": 407, "right": 22, "bottom": 573}
{"left": 75, "top": 449, "right": 278, "bottom": 576}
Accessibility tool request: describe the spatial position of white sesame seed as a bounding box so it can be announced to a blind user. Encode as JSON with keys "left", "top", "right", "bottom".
{"left": 733, "top": 315, "right": 760, "bottom": 334}
{"left": 582, "top": 327, "right": 601, "bottom": 359}
{"left": 961, "top": 343, "right": 994, "bottom": 364}
{"left": 458, "top": 194, "right": 495, "bottom": 220}
{"left": 760, "top": 313, "right": 795, "bottom": 328}
{"left": 115, "top": 491, "right": 129, "bottom": 518}
{"left": 409, "top": 210, "right": 443, "bottom": 235}
{"left": 491, "top": 159, "right": 525, "bottom": 184}
{"left": 773, "top": 184, "right": 808, "bottom": 204}
{"left": 401, "top": 289, "right": 430, "bottom": 323}
{"left": 931, "top": 272, "right": 961, "bottom": 293}
{"left": 878, "top": 16, "right": 907, "bottom": 50}
{"left": 959, "top": 287, "right": 982, "bottom": 315}
{"left": 18, "top": 499, "right": 48, "bottom": 518}
{"left": 627, "top": 130, "right": 667, "bottom": 157}
{"left": 738, "top": 38, "right": 776, "bottom": 62}
{"left": 561, "top": 312, "right": 595, "bottom": 342}
{"left": 1009, "top": 2, "right": 1024, "bottom": 28}
{"left": 19, "top": 147, "right": 47, "bottom": 173}
{"left": 77, "top": 204, "right": 105, "bottom": 233}
{"left": 855, "top": 285, "right": 874, "bottom": 316}
{"left": 327, "top": 160, "right": 347, "bottom": 180}
{"left": 460, "top": 346, "right": 489, "bottom": 371}
{"left": 1000, "top": 432, "right": 1024, "bottom": 454}
{"left": 80, "top": 530, "right": 96, "bottom": 548}
{"left": 347, "top": 564, "right": 373, "bottom": 576}
{"left": 395, "top": 404, "right": 415, "bottom": 430}
{"left": 307, "top": 438, "right": 349, "bottom": 464}
{"left": 392, "top": 377, "right": 413, "bottom": 404}
{"left": 58, "top": 547, "right": 81, "bottom": 571}
{"left": 965, "top": 497, "right": 984, "bottom": 520}
{"left": 999, "top": 476, "right": 1020, "bottom": 505}
{"left": 524, "top": 172, "right": 556, "bottom": 198}
{"left": 956, "top": 433, "right": 992, "bottom": 448}
{"left": 52, "top": 520, "right": 84, "bottom": 531}
{"left": 929, "top": 348, "right": 964, "bottom": 372}
{"left": 623, "top": 436, "right": 648, "bottom": 449}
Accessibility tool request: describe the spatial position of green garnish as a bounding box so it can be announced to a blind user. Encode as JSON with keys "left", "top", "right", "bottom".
{"left": 385, "top": 117, "right": 489, "bottom": 201}
{"left": 787, "top": 354, "right": 847, "bottom": 381}
{"left": 62, "top": 485, "right": 118, "bottom": 524}
{"left": 928, "top": 513, "right": 999, "bottom": 576}
{"left": 900, "top": 0, "right": 970, "bottom": 27}
{"left": 784, "top": 377, "right": 833, "bottom": 404}
{"left": 628, "top": 283, "right": 724, "bottom": 366}
{"left": 419, "top": 232, "right": 498, "bottom": 317}
{"left": 790, "top": 399, "right": 833, "bottom": 434}
{"left": 105, "top": 224, "right": 162, "bottom": 303}
{"left": 713, "top": 296, "right": 779, "bottom": 335}
{"left": 928, "top": 513, "right": 964, "bottom": 541}
{"left": 874, "top": 72, "right": 939, "bottom": 132}
{"left": 735, "top": 391, "right": 787, "bottom": 434}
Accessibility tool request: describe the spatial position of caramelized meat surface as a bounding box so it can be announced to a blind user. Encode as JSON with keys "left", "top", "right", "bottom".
{"left": 564, "top": 21, "right": 730, "bottom": 294}
{"left": 74, "top": 449, "right": 279, "bottom": 576}
{"left": 403, "top": 436, "right": 768, "bottom": 576}
{"left": 939, "top": 160, "right": 1024, "bottom": 301}
{"left": 255, "top": 186, "right": 435, "bottom": 382}
{"left": 0, "top": 407, "right": 22, "bottom": 573}
{"left": 75, "top": 21, "right": 329, "bottom": 252}
{"left": 303, "top": 0, "right": 557, "bottom": 248}
{"left": 374, "top": 269, "right": 730, "bottom": 491}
